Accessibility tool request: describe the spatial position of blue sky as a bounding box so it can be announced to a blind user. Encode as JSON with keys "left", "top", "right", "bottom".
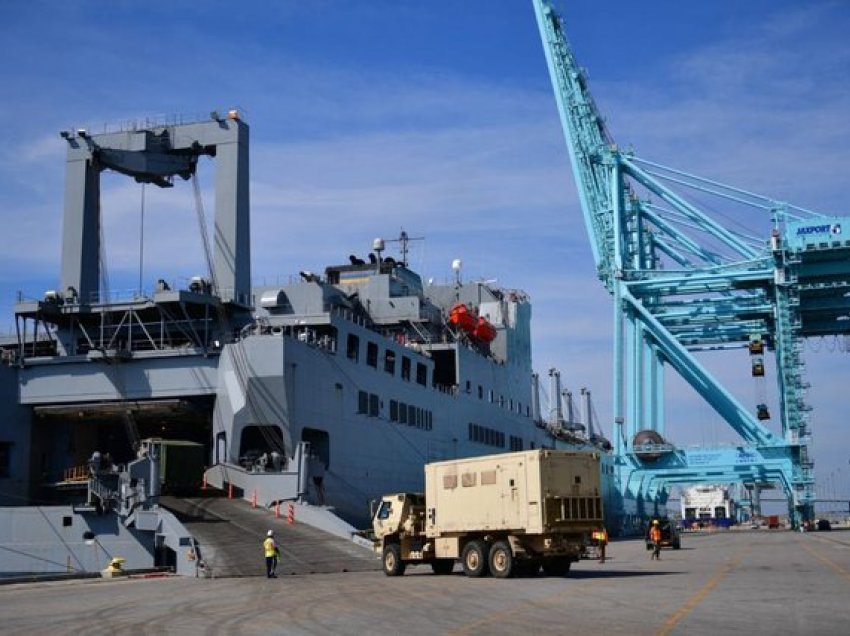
{"left": 1, "top": 0, "right": 848, "bottom": 505}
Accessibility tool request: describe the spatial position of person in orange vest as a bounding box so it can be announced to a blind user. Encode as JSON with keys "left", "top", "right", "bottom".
{"left": 592, "top": 527, "right": 609, "bottom": 563}
{"left": 264, "top": 529, "right": 279, "bottom": 578}
{"left": 649, "top": 520, "right": 662, "bottom": 560}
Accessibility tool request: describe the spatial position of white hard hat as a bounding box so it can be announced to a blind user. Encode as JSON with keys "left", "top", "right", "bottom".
{"left": 267, "top": 530, "right": 274, "bottom": 536}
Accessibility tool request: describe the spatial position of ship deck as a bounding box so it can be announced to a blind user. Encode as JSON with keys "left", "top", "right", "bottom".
{"left": 1, "top": 528, "right": 848, "bottom": 634}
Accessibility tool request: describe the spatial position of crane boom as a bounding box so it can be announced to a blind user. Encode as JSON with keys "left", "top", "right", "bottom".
{"left": 532, "top": 1, "right": 618, "bottom": 283}
{"left": 530, "top": 0, "right": 850, "bottom": 528}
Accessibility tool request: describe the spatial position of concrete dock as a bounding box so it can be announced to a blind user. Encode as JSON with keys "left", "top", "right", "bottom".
{"left": 2, "top": 529, "right": 848, "bottom": 635}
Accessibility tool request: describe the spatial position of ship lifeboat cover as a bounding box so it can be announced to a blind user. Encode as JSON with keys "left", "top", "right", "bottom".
{"left": 472, "top": 316, "right": 497, "bottom": 343}
{"left": 448, "top": 303, "right": 477, "bottom": 332}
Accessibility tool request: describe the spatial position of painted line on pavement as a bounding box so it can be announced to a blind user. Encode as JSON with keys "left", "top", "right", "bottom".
{"left": 657, "top": 546, "right": 750, "bottom": 636}
{"left": 800, "top": 539, "right": 850, "bottom": 581}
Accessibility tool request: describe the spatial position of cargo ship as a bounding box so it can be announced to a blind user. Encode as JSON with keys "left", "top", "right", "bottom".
{"left": 0, "top": 116, "right": 617, "bottom": 576}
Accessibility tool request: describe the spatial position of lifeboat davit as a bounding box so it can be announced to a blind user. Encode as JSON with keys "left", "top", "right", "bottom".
{"left": 472, "top": 316, "right": 496, "bottom": 343}
{"left": 448, "top": 303, "right": 477, "bottom": 333}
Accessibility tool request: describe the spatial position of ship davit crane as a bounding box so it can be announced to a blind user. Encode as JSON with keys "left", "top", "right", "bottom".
{"left": 532, "top": 0, "right": 850, "bottom": 528}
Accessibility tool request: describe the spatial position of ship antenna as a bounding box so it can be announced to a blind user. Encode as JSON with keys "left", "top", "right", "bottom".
{"left": 400, "top": 230, "right": 408, "bottom": 266}
{"left": 385, "top": 228, "right": 424, "bottom": 267}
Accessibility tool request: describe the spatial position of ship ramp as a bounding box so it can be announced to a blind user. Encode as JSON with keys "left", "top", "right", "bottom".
{"left": 159, "top": 496, "right": 379, "bottom": 578}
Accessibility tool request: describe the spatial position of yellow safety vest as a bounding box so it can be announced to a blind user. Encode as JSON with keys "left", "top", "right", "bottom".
{"left": 264, "top": 537, "right": 277, "bottom": 558}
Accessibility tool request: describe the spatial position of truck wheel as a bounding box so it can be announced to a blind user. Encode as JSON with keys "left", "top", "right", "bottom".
{"left": 488, "top": 540, "right": 514, "bottom": 578}
{"left": 461, "top": 540, "right": 489, "bottom": 577}
{"left": 382, "top": 544, "right": 406, "bottom": 577}
{"left": 431, "top": 559, "right": 455, "bottom": 575}
{"left": 541, "top": 557, "right": 571, "bottom": 577}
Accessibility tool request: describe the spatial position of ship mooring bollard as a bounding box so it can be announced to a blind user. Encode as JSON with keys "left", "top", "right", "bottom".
{"left": 228, "top": 482, "right": 233, "bottom": 499}
{"left": 275, "top": 501, "right": 281, "bottom": 518}
{"left": 252, "top": 490, "right": 257, "bottom": 508}
{"left": 287, "top": 502, "right": 295, "bottom": 525}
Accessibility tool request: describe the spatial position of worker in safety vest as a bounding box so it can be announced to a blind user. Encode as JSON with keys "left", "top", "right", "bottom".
{"left": 649, "top": 520, "right": 662, "bottom": 561}
{"left": 592, "top": 527, "right": 609, "bottom": 563}
{"left": 264, "top": 529, "right": 279, "bottom": 578}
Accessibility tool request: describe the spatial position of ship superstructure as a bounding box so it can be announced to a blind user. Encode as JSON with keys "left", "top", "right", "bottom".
{"left": 0, "top": 115, "right": 614, "bottom": 548}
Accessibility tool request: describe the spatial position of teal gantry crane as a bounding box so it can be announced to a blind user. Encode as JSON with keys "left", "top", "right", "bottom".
{"left": 532, "top": 0, "right": 850, "bottom": 529}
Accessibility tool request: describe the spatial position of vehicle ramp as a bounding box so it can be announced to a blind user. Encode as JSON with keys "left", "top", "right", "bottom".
{"left": 160, "top": 496, "right": 379, "bottom": 578}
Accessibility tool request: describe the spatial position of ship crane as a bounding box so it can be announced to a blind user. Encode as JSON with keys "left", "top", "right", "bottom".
{"left": 532, "top": 0, "right": 850, "bottom": 528}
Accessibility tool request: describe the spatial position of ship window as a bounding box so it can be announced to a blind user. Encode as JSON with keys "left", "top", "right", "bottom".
{"left": 366, "top": 342, "right": 378, "bottom": 368}
{"left": 369, "top": 393, "right": 380, "bottom": 417}
{"left": 62, "top": 516, "right": 72, "bottom": 527}
{"left": 384, "top": 350, "right": 396, "bottom": 375}
{"left": 401, "top": 357, "right": 411, "bottom": 381}
{"left": 478, "top": 385, "right": 483, "bottom": 399}
{"left": 416, "top": 363, "right": 427, "bottom": 386}
{"left": 399, "top": 402, "right": 408, "bottom": 424}
{"left": 488, "top": 390, "right": 494, "bottom": 403}
{"left": 408, "top": 404, "right": 416, "bottom": 426}
{"left": 465, "top": 380, "right": 471, "bottom": 394}
{"left": 0, "top": 442, "right": 10, "bottom": 478}
{"left": 347, "top": 334, "right": 359, "bottom": 362}
{"left": 390, "top": 400, "right": 398, "bottom": 422}
{"left": 358, "top": 391, "right": 368, "bottom": 414}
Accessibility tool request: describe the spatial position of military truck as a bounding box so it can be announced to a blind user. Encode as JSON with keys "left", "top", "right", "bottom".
{"left": 372, "top": 449, "right": 602, "bottom": 578}
{"left": 141, "top": 438, "right": 205, "bottom": 495}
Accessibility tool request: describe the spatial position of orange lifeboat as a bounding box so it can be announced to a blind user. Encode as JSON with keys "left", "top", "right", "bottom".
{"left": 448, "top": 303, "right": 476, "bottom": 333}
{"left": 472, "top": 316, "right": 496, "bottom": 343}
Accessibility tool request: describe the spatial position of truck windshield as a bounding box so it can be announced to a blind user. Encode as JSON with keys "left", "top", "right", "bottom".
{"left": 377, "top": 501, "right": 392, "bottom": 520}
